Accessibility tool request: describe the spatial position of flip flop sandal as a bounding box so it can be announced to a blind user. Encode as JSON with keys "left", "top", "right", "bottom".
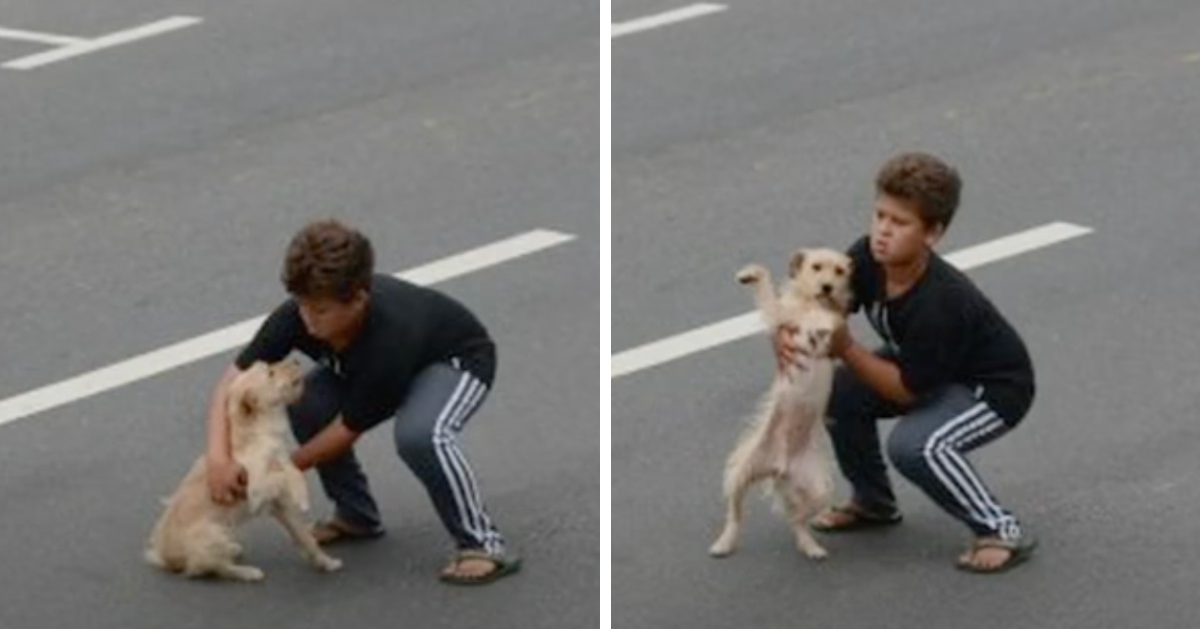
{"left": 311, "top": 518, "right": 385, "bottom": 546}
{"left": 809, "top": 504, "right": 903, "bottom": 533}
{"left": 439, "top": 549, "right": 523, "bottom": 586}
{"left": 956, "top": 535, "right": 1038, "bottom": 574}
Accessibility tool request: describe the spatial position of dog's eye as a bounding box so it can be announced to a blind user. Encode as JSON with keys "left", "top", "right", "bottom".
{"left": 813, "top": 264, "right": 823, "bottom": 272}
{"left": 835, "top": 267, "right": 846, "bottom": 276}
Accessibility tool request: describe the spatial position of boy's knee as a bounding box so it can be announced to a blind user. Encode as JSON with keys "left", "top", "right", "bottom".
{"left": 827, "top": 369, "right": 862, "bottom": 420}
{"left": 393, "top": 422, "right": 435, "bottom": 461}
{"left": 826, "top": 365, "right": 894, "bottom": 424}
{"left": 287, "top": 404, "right": 326, "bottom": 443}
{"left": 885, "top": 430, "right": 931, "bottom": 477}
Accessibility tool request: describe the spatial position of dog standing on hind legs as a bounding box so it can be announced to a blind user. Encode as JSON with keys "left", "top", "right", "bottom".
{"left": 709, "top": 248, "right": 853, "bottom": 560}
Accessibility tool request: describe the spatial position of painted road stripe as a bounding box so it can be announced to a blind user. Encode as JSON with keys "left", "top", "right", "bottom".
{"left": 4, "top": 16, "right": 202, "bottom": 70}
{"left": 0, "top": 26, "right": 83, "bottom": 47}
{"left": 612, "top": 221, "right": 1093, "bottom": 379}
{"left": 612, "top": 3, "right": 727, "bottom": 39}
{"left": 0, "top": 229, "right": 575, "bottom": 427}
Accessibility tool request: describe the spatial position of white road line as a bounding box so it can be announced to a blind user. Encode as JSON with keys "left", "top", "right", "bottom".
{"left": 0, "top": 26, "right": 83, "bottom": 47}
{"left": 0, "top": 229, "right": 575, "bottom": 427}
{"left": 4, "top": 16, "right": 202, "bottom": 70}
{"left": 612, "top": 3, "right": 727, "bottom": 39}
{"left": 612, "top": 221, "right": 1093, "bottom": 379}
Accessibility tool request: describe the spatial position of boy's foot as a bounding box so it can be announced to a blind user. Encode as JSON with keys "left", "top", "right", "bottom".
{"left": 439, "top": 549, "right": 522, "bottom": 586}
{"left": 311, "top": 517, "right": 385, "bottom": 546}
{"left": 956, "top": 536, "right": 1037, "bottom": 573}
{"left": 809, "top": 502, "right": 902, "bottom": 532}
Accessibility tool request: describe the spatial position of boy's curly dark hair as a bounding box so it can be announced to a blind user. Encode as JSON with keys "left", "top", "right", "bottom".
{"left": 875, "top": 152, "right": 962, "bottom": 230}
{"left": 282, "top": 219, "right": 375, "bottom": 301}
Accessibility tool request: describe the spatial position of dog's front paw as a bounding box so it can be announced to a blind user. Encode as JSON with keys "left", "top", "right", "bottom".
{"left": 796, "top": 538, "right": 829, "bottom": 561}
{"left": 737, "top": 264, "right": 768, "bottom": 285}
{"left": 314, "top": 554, "right": 343, "bottom": 573}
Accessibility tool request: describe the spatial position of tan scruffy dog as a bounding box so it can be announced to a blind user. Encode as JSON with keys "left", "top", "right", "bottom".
{"left": 709, "top": 248, "right": 852, "bottom": 560}
{"left": 145, "top": 358, "right": 343, "bottom": 581}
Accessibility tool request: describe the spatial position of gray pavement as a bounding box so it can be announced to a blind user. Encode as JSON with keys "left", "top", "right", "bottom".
{"left": 0, "top": 1, "right": 597, "bottom": 628}
{"left": 614, "top": 1, "right": 1200, "bottom": 627}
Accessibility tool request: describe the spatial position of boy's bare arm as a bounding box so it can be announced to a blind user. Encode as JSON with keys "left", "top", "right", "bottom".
{"left": 206, "top": 363, "right": 247, "bottom": 504}
{"left": 833, "top": 328, "right": 916, "bottom": 407}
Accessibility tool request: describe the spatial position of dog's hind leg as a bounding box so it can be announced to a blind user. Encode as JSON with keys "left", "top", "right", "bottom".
{"left": 206, "top": 562, "right": 266, "bottom": 582}
{"left": 270, "top": 499, "right": 343, "bottom": 573}
{"left": 788, "top": 492, "right": 828, "bottom": 560}
{"left": 710, "top": 447, "right": 768, "bottom": 558}
{"left": 182, "top": 522, "right": 265, "bottom": 582}
{"left": 709, "top": 479, "right": 753, "bottom": 557}
{"left": 786, "top": 459, "right": 833, "bottom": 560}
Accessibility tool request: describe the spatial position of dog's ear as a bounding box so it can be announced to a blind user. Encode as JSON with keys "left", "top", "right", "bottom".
{"left": 788, "top": 250, "right": 807, "bottom": 278}
{"left": 237, "top": 387, "right": 259, "bottom": 418}
{"left": 225, "top": 378, "right": 258, "bottom": 420}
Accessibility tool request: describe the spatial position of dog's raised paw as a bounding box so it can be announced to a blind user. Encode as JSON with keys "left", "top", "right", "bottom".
{"left": 737, "top": 264, "right": 768, "bottom": 285}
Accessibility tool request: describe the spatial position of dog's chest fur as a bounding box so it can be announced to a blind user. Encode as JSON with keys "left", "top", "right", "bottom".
{"left": 761, "top": 358, "right": 834, "bottom": 470}
{"left": 233, "top": 411, "right": 296, "bottom": 514}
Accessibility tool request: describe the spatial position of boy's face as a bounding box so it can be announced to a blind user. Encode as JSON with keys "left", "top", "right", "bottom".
{"left": 295, "top": 290, "right": 368, "bottom": 346}
{"left": 869, "top": 194, "right": 944, "bottom": 266}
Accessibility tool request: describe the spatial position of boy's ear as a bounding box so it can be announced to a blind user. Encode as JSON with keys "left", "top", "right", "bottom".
{"left": 788, "top": 250, "right": 807, "bottom": 278}
{"left": 352, "top": 287, "right": 370, "bottom": 307}
{"left": 924, "top": 222, "right": 946, "bottom": 248}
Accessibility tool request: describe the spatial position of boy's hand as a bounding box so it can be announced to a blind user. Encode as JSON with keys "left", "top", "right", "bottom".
{"left": 772, "top": 323, "right": 812, "bottom": 379}
{"left": 208, "top": 457, "right": 248, "bottom": 505}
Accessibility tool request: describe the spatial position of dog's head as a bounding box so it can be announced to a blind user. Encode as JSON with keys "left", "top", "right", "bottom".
{"left": 227, "top": 358, "right": 305, "bottom": 422}
{"left": 787, "top": 248, "right": 853, "bottom": 313}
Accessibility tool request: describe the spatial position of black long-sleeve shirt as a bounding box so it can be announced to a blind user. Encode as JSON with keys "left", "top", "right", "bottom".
{"left": 847, "top": 236, "right": 1035, "bottom": 423}
{"left": 236, "top": 274, "right": 493, "bottom": 432}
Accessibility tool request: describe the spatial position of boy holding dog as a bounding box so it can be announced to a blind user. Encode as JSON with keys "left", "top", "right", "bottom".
{"left": 776, "top": 152, "right": 1037, "bottom": 573}
{"left": 204, "top": 219, "right": 520, "bottom": 585}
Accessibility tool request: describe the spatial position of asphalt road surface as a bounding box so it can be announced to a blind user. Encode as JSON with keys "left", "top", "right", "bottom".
{"left": 614, "top": 1, "right": 1200, "bottom": 627}
{"left": 0, "top": 1, "right": 597, "bottom": 628}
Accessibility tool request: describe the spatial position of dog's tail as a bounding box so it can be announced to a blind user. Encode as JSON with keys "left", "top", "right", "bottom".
{"left": 144, "top": 518, "right": 168, "bottom": 568}
{"left": 144, "top": 498, "right": 173, "bottom": 569}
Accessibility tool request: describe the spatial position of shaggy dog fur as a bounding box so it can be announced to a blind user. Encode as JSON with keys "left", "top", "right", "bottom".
{"left": 709, "top": 248, "right": 852, "bottom": 560}
{"left": 144, "top": 358, "right": 342, "bottom": 581}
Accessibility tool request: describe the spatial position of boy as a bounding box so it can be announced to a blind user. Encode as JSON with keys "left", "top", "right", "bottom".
{"left": 205, "top": 219, "right": 520, "bottom": 585}
{"left": 775, "top": 152, "right": 1037, "bottom": 573}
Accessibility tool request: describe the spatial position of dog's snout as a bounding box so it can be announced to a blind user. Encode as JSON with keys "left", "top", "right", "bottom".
{"left": 821, "top": 284, "right": 833, "bottom": 294}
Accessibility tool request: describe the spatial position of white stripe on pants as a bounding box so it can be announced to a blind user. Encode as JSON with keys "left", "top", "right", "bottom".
{"left": 921, "top": 401, "right": 1020, "bottom": 540}
{"left": 431, "top": 371, "right": 503, "bottom": 554}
